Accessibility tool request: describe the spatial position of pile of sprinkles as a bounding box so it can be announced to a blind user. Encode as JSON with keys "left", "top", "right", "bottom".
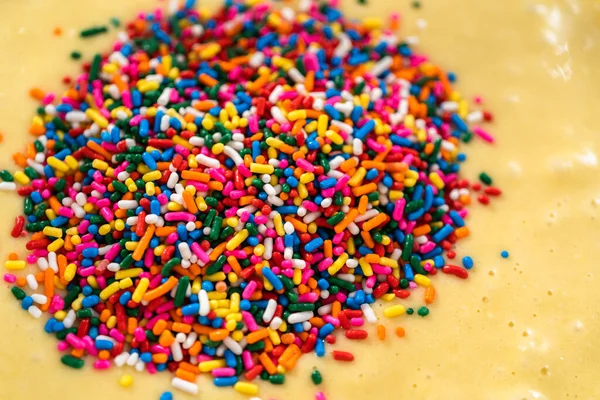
{"left": 3, "top": 0, "right": 501, "bottom": 397}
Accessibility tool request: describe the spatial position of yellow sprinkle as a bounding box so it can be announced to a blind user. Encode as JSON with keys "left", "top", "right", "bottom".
{"left": 64, "top": 155, "right": 79, "bottom": 170}
{"left": 250, "top": 163, "right": 274, "bottom": 175}
{"left": 268, "top": 327, "right": 281, "bottom": 345}
{"left": 99, "top": 224, "right": 111, "bottom": 236}
{"left": 326, "top": 130, "right": 344, "bottom": 145}
{"left": 287, "top": 110, "right": 307, "bottom": 121}
{"left": 226, "top": 229, "right": 249, "bottom": 251}
{"left": 85, "top": 108, "right": 109, "bottom": 128}
{"left": 143, "top": 171, "right": 162, "bottom": 182}
{"left": 54, "top": 310, "right": 67, "bottom": 321}
{"left": 225, "top": 319, "right": 237, "bottom": 331}
{"left": 273, "top": 213, "right": 285, "bottom": 236}
{"left": 64, "top": 263, "right": 77, "bottom": 281}
{"left": 413, "top": 274, "right": 432, "bottom": 287}
{"left": 199, "top": 359, "right": 227, "bottom": 372}
{"left": 137, "top": 80, "right": 160, "bottom": 93}
{"left": 205, "top": 272, "right": 227, "bottom": 282}
{"left": 119, "top": 375, "right": 133, "bottom": 388}
{"left": 5, "top": 260, "right": 26, "bottom": 270}
{"left": 91, "top": 159, "right": 109, "bottom": 171}
{"left": 13, "top": 171, "right": 30, "bottom": 185}
{"left": 115, "top": 268, "right": 143, "bottom": 280}
{"left": 383, "top": 304, "right": 406, "bottom": 318}
{"left": 99, "top": 282, "right": 121, "bottom": 300}
{"left": 115, "top": 219, "right": 125, "bottom": 231}
{"left": 429, "top": 172, "right": 445, "bottom": 189}
{"left": 106, "top": 315, "right": 117, "bottom": 329}
{"left": 47, "top": 157, "right": 70, "bottom": 173}
{"left": 131, "top": 277, "right": 149, "bottom": 303}
{"left": 199, "top": 43, "right": 221, "bottom": 59}
{"left": 317, "top": 114, "right": 328, "bottom": 136}
{"left": 47, "top": 238, "right": 65, "bottom": 252}
{"left": 358, "top": 258, "right": 373, "bottom": 277}
{"left": 328, "top": 252, "right": 349, "bottom": 275}
{"left": 381, "top": 293, "right": 396, "bottom": 302}
{"left": 43, "top": 226, "right": 63, "bottom": 238}
{"left": 119, "top": 278, "right": 134, "bottom": 290}
{"left": 379, "top": 257, "right": 399, "bottom": 268}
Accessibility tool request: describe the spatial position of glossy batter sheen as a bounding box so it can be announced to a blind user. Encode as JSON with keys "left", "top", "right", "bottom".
{"left": 0, "top": 0, "right": 599, "bottom": 399}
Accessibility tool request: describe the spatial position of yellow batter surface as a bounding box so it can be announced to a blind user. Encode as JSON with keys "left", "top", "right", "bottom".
{"left": 1, "top": 0, "right": 599, "bottom": 399}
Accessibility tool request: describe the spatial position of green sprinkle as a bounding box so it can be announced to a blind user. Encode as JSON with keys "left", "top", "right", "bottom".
{"left": 0, "top": 170, "right": 14, "bottom": 182}
{"left": 70, "top": 51, "right": 82, "bottom": 60}
{"left": 80, "top": 25, "right": 108, "bottom": 38}
{"left": 174, "top": 276, "right": 190, "bottom": 307}
{"left": 311, "top": 369, "right": 322, "bottom": 385}
{"left": 417, "top": 306, "right": 430, "bottom": 317}
{"left": 89, "top": 54, "right": 102, "bottom": 81}
{"left": 110, "top": 17, "right": 121, "bottom": 27}
{"left": 479, "top": 172, "right": 493, "bottom": 185}
{"left": 406, "top": 307, "right": 414, "bottom": 315}
{"left": 11, "top": 286, "right": 26, "bottom": 300}
{"left": 269, "top": 374, "right": 285, "bottom": 385}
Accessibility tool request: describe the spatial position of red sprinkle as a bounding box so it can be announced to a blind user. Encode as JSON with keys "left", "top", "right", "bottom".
{"left": 442, "top": 265, "right": 469, "bottom": 279}
{"left": 11, "top": 216, "right": 25, "bottom": 238}
{"left": 332, "top": 350, "right": 354, "bottom": 362}
{"left": 345, "top": 330, "right": 368, "bottom": 340}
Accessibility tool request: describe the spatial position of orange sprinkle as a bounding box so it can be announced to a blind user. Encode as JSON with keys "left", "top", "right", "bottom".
{"left": 395, "top": 327, "right": 405, "bottom": 338}
{"left": 424, "top": 286, "right": 436, "bottom": 304}
{"left": 377, "top": 325, "right": 386, "bottom": 340}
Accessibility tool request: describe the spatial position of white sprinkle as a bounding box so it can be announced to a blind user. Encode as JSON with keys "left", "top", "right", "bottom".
{"left": 361, "top": 303, "right": 377, "bottom": 323}
{"left": 287, "top": 311, "right": 314, "bottom": 324}
{"left": 48, "top": 252, "right": 58, "bottom": 273}
{"left": 195, "top": 154, "right": 221, "bottom": 168}
{"left": 263, "top": 238, "right": 273, "bottom": 260}
{"left": 63, "top": 310, "right": 76, "bottom": 328}
{"left": 318, "top": 304, "right": 332, "bottom": 316}
{"left": 199, "top": 290, "right": 210, "bottom": 316}
{"left": 26, "top": 274, "right": 38, "bottom": 290}
{"left": 114, "top": 352, "right": 129, "bottom": 367}
{"left": 126, "top": 352, "right": 139, "bottom": 366}
{"left": 263, "top": 299, "right": 277, "bottom": 323}
{"left": 28, "top": 305, "right": 42, "bottom": 319}
{"left": 371, "top": 56, "right": 393, "bottom": 77}
{"left": 1, "top": 182, "right": 20, "bottom": 191}
{"left": 223, "top": 336, "right": 243, "bottom": 355}
{"left": 118, "top": 200, "right": 138, "bottom": 209}
{"left": 171, "top": 341, "right": 184, "bottom": 362}
{"left": 288, "top": 68, "right": 305, "bottom": 84}
{"left": 31, "top": 294, "right": 47, "bottom": 304}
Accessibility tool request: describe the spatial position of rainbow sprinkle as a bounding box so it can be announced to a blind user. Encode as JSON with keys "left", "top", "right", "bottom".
{"left": 3, "top": 0, "right": 499, "bottom": 397}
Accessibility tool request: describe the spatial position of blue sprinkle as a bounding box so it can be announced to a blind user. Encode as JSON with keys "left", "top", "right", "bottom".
{"left": 159, "top": 391, "right": 173, "bottom": 400}
{"left": 501, "top": 250, "right": 509, "bottom": 258}
{"left": 262, "top": 267, "right": 283, "bottom": 291}
{"left": 462, "top": 256, "right": 474, "bottom": 269}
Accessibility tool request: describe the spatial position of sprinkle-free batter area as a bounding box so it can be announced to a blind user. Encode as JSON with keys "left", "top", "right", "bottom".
{"left": 0, "top": 0, "right": 599, "bottom": 399}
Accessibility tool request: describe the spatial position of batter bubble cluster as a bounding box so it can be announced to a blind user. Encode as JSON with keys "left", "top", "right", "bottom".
{"left": 4, "top": 0, "right": 497, "bottom": 397}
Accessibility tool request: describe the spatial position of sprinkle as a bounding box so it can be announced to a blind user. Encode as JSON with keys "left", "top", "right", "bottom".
{"left": 79, "top": 25, "right": 108, "bottom": 38}
{"left": 501, "top": 250, "right": 509, "bottom": 258}
{"left": 159, "top": 392, "right": 173, "bottom": 400}
{"left": 119, "top": 375, "right": 134, "bottom": 388}
{"left": 479, "top": 172, "right": 493, "bottom": 185}
{"left": 462, "top": 256, "right": 474, "bottom": 269}
{"left": 332, "top": 351, "right": 354, "bottom": 362}
{"left": 311, "top": 369, "right": 323, "bottom": 385}
{"left": 70, "top": 51, "right": 82, "bottom": 60}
